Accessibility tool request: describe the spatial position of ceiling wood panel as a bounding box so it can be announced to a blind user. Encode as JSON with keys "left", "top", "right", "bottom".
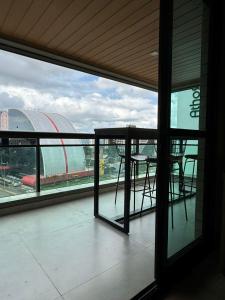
{"left": 86, "top": 10, "right": 159, "bottom": 63}
{"left": 121, "top": 62, "right": 158, "bottom": 75}
{"left": 39, "top": 0, "right": 93, "bottom": 44}
{"left": 26, "top": 0, "right": 73, "bottom": 40}
{"left": 64, "top": 0, "right": 141, "bottom": 53}
{"left": 0, "top": 0, "right": 204, "bottom": 90}
{"left": 2, "top": 0, "right": 33, "bottom": 33}
{"left": 15, "top": 0, "right": 54, "bottom": 37}
{"left": 102, "top": 51, "right": 158, "bottom": 72}
{"left": 57, "top": 0, "right": 131, "bottom": 51}
{"left": 66, "top": 0, "right": 157, "bottom": 55}
{"left": 100, "top": 40, "right": 158, "bottom": 66}
{"left": 0, "top": 0, "right": 14, "bottom": 28}
{"left": 47, "top": 0, "right": 112, "bottom": 49}
{"left": 76, "top": 3, "right": 159, "bottom": 59}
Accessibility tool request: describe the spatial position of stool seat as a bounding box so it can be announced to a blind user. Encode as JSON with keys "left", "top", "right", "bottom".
{"left": 170, "top": 154, "right": 183, "bottom": 162}
{"left": 141, "top": 157, "right": 157, "bottom": 215}
{"left": 115, "top": 152, "right": 147, "bottom": 208}
{"left": 118, "top": 153, "right": 139, "bottom": 159}
{"left": 185, "top": 154, "right": 198, "bottom": 159}
{"left": 131, "top": 154, "right": 148, "bottom": 161}
{"left": 146, "top": 157, "right": 157, "bottom": 163}
{"left": 184, "top": 154, "right": 198, "bottom": 196}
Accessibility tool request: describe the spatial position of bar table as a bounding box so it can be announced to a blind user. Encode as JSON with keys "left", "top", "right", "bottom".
{"left": 94, "top": 127, "right": 158, "bottom": 234}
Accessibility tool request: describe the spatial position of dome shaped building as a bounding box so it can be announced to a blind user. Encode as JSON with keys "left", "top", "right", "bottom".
{"left": 8, "top": 109, "right": 86, "bottom": 184}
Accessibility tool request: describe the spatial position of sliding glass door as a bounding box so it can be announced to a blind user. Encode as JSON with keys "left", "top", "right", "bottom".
{"left": 156, "top": 0, "right": 210, "bottom": 281}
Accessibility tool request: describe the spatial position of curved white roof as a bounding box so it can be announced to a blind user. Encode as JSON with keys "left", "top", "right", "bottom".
{"left": 8, "top": 109, "right": 85, "bottom": 177}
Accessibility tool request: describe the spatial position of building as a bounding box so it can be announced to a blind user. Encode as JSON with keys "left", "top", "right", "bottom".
{"left": 0, "top": 111, "right": 8, "bottom": 130}
{"left": 8, "top": 109, "right": 86, "bottom": 185}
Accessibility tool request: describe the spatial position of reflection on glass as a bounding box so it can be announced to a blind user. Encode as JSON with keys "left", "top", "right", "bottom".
{"left": 167, "top": 139, "right": 204, "bottom": 257}
{"left": 171, "top": 87, "right": 201, "bottom": 130}
{"left": 99, "top": 140, "right": 125, "bottom": 222}
{"left": 0, "top": 147, "right": 36, "bottom": 202}
{"left": 138, "top": 139, "right": 157, "bottom": 211}
{"left": 170, "top": 0, "right": 207, "bottom": 131}
{"left": 168, "top": 0, "right": 207, "bottom": 257}
{"left": 98, "top": 139, "right": 158, "bottom": 222}
{"left": 40, "top": 145, "right": 94, "bottom": 192}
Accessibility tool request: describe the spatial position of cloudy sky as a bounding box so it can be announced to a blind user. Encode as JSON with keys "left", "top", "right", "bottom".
{"left": 0, "top": 49, "right": 158, "bottom": 133}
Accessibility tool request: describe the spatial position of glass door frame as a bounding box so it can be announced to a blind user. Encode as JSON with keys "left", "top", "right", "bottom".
{"left": 155, "top": 0, "right": 214, "bottom": 284}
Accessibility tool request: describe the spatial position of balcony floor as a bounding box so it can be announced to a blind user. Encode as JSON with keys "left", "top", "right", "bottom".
{"left": 0, "top": 188, "right": 197, "bottom": 300}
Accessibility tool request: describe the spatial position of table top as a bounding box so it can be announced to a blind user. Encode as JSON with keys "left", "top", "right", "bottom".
{"left": 94, "top": 127, "right": 158, "bottom": 139}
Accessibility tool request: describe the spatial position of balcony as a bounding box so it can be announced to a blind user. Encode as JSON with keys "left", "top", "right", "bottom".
{"left": 0, "top": 129, "right": 200, "bottom": 299}
{"left": 0, "top": 182, "right": 198, "bottom": 300}
{"left": 0, "top": 190, "right": 156, "bottom": 299}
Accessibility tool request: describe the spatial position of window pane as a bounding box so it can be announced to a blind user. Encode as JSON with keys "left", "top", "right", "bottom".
{"left": 170, "top": 0, "right": 208, "bottom": 130}
{"left": 98, "top": 139, "right": 125, "bottom": 227}
{"left": 0, "top": 146, "right": 36, "bottom": 203}
{"left": 40, "top": 145, "right": 94, "bottom": 193}
{"left": 171, "top": 87, "right": 200, "bottom": 130}
{"left": 167, "top": 138, "right": 205, "bottom": 257}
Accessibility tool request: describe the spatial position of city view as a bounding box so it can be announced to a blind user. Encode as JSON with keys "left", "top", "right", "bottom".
{"left": 0, "top": 49, "right": 158, "bottom": 201}
{"left": 0, "top": 108, "right": 157, "bottom": 200}
{"left": 0, "top": 50, "right": 198, "bottom": 202}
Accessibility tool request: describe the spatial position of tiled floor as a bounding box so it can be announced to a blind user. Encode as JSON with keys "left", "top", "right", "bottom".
{"left": 0, "top": 188, "right": 197, "bottom": 300}
{"left": 0, "top": 191, "right": 155, "bottom": 300}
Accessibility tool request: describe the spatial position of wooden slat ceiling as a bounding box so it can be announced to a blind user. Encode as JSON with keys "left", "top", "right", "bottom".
{"left": 0, "top": 0, "right": 202, "bottom": 90}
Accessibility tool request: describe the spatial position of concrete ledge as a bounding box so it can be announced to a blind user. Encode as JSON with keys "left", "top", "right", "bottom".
{"left": 0, "top": 177, "right": 148, "bottom": 216}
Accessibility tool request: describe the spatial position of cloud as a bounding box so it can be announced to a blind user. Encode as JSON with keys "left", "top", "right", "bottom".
{"left": 95, "top": 77, "right": 158, "bottom": 100}
{"left": 0, "top": 92, "right": 25, "bottom": 110}
{"left": 0, "top": 85, "right": 157, "bottom": 132}
{"left": 0, "top": 50, "right": 158, "bottom": 132}
{"left": 0, "top": 50, "right": 92, "bottom": 98}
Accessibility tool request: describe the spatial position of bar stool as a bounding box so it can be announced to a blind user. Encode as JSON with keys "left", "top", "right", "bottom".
{"left": 140, "top": 155, "right": 187, "bottom": 228}
{"left": 169, "top": 139, "right": 188, "bottom": 228}
{"left": 115, "top": 139, "right": 157, "bottom": 210}
{"left": 183, "top": 154, "right": 198, "bottom": 194}
{"left": 140, "top": 157, "right": 157, "bottom": 213}
{"left": 141, "top": 140, "right": 188, "bottom": 228}
{"left": 115, "top": 153, "right": 131, "bottom": 205}
{"left": 114, "top": 153, "right": 148, "bottom": 211}
{"left": 140, "top": 141, "right": 157, "bottom": 214}
{"left": 130, "top": 154, "right": 149, "bottom": 211}
{"left": 169, "top": 155, "right": 188, "bottom": 229}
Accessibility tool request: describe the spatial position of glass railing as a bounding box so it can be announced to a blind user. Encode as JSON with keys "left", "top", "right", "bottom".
{"left": 39, "top": 144, "right": 95, "bottom": 193}
{"left": 0, "top": 131, "right": 199, "bottom": 213}
{"left": 0, "top": 131, "right": 95, "bottom": 203}
{"left": 98, "top": 139, "right": 157, "bottom": 184}
{"left": 0, "top": 131, "right": 159, "bottom": 205}
{"left": 0, "top": 145, "right": 36, "bottom": 198}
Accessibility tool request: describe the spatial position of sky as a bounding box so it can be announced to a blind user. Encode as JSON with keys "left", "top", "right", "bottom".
{"left": 0, "top": 50, "right": 158, "bottom": 133}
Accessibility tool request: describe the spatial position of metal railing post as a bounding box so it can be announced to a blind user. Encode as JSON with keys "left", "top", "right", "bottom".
{"left": 135, "top": 139, "right": 139, "bottom": 177}
{"left": 124, "top": 136, "right": 131, "bottom": 233}
{"left": 36, "top": 138, "right": 40, "bottom": 193}
{"left": 94, "top": 137, "right": 99, "bottom": 216}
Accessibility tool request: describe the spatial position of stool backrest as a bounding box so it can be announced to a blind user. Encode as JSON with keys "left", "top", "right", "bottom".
{"left": 110, "top": 139, "right": 157, "bottom": 158}
{"left": 110, "top": 139, "right": 126, "bottom": 156}
{"left": 170, "top": 139, "right": 187, "bottom": 156}
{"left": 140, "top": 139, "right": 157, "bottom": 157}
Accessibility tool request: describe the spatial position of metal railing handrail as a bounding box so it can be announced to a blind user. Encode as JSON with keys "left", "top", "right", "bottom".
{"left": 0, "top": 130, "right": 199, "bottom": 208}
{"left": 0, "top": 130, "right": 95, "bottom": 194}
{"left": 0, "top": 130, "right": 95, "bottom": 139}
